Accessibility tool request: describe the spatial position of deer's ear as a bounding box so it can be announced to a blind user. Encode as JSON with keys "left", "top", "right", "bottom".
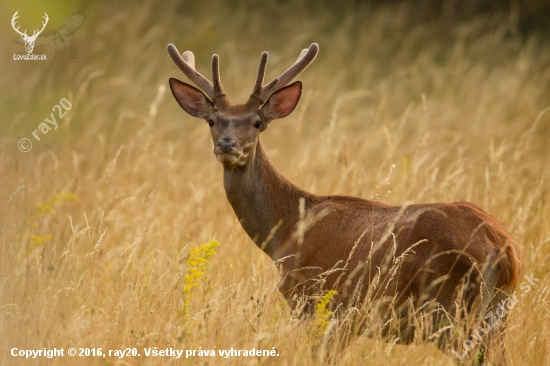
{"left": 259, "top": 81, "right": 302, "bottom": 123}
{"left": 169, "top": 78, "right": 215, "bottom": 119}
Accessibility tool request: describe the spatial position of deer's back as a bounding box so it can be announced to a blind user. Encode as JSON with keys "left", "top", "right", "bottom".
{"left": 275, "top": 195, "right": 520, "bottom": 310}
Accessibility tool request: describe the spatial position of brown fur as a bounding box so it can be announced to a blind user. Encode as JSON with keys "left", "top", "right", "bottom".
{"left": 227, "top": 143, "right": 522, "bottom": 313}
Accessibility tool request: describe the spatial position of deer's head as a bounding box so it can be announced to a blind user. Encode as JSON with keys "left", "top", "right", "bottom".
{"left": 11, "top": 11, "right": 48, "bottom": 53}
{"left": 167, "top": 43, "right": 318, "bottom": 167}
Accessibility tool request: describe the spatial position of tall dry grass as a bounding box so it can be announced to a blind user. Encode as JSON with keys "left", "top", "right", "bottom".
{"left": 1, "top": 0, "right": 550, "bottom": 364}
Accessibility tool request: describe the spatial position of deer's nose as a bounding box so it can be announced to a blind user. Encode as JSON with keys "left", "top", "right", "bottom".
{"left": 216, "top": 137, "right": 237, "bottom": 153}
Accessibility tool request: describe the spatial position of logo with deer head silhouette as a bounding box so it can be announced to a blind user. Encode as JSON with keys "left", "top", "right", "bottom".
{"left": 11, "top": 11, "right": 48, "bottom": 53}
{"left": 11, "top": 10, "right": 87, "bottom": 54}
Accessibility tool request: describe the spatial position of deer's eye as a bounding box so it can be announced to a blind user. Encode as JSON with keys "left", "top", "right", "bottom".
{"left": 207, "top": 120, "right": 214, "bottom": 127}
{"left": 253, "top": 121, "right": 262, "bottom": 129}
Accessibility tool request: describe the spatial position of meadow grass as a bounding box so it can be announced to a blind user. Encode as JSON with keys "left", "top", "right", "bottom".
{"left": 1, "top": 0, "right": 550, "bottom": 364}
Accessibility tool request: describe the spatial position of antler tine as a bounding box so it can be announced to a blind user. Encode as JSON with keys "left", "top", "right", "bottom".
{"left": 252, "top": 52, "right": 269, "bottom": 96}
{"left": 257, "top": 43, "right": 319, "bottom": 103}
{"left": 167, "top": 44, "right": 215, "bottom": 101}
{"left": 181, "top": 51, "right": 195, "bottom": 70}
{"left": 211, "top": 54, "right": 226, "bottom": 102}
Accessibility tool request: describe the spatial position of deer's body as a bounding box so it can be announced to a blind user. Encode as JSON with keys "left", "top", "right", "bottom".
{"left": 224, "top": 140, "right": 519, "bottom": 313}
{"left": 166, "top": 42, "right": 521, "bottom": 362}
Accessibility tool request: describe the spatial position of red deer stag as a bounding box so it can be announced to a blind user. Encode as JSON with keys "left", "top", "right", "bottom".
{"left": 166, "top": 42, "right": 521, "bottom": 363}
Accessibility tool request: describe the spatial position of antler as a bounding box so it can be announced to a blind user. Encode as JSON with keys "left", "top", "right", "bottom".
{"left": 249, "top": 43, "right": 319, "bottom": 105}
{"left": 11, "top": 11, "right": 28, "bottom": 38}
{"left": 31, "top": 13, "right": 48, "bottom": 38}
{"left": 167, "top": 44, "right": 227, "bottom": 107}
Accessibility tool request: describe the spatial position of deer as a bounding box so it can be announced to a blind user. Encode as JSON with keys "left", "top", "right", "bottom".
{"left": 166, "top": 42, "right": 521, "bottom": 364}
{"left": 11, "top": 11, "right": 49, "bottom": 54}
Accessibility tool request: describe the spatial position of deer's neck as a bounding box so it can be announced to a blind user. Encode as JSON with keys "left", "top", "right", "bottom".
{"left": 222, "top": 141, "right": 311, "bottom": 258}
